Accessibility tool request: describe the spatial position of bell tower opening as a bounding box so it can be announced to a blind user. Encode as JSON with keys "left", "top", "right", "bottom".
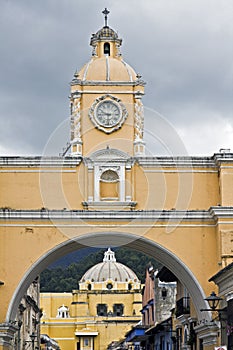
{"left": 104, "top": 42, "right": 110, "bottom": 55}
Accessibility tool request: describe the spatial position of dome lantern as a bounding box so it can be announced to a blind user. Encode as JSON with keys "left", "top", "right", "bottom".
{"left": 103, "top": 247, "right": 116, "bottom": 262}
{"left": 90, "top": 8, "right": 122, "bottom": 58}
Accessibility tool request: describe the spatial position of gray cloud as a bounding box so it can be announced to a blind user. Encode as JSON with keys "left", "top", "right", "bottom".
{"left": 0, "top": 0, "right": 232, "bottom": 155}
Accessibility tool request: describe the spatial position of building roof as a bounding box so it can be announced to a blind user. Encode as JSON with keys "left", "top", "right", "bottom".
{"left": 90, "top": 25, "right": 121, "bottom": 45}
{"left": 77, "top": 56, "right": 137, "bottom": 82}
{"left": 80, "top": 248, "right": 139, "bottom": 283}
{"left": 209, "top": 262, "right": 233, "bottom": 282}
{"left": 157, "top": 266, "right": 178, "bottom": 282}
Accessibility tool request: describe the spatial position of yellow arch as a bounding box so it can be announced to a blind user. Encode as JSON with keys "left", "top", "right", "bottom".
{"left": 6, "top": 232, "right": 211, "bottom": 323}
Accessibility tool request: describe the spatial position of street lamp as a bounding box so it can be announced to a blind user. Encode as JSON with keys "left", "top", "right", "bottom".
{"left": 201, "top": 291, "right": 228, "bottom": 347}
{"left": 200, "top": 291, "right": 227, "bottom": 328}
{"left": 200, "top": 291, "right": 224, "bottom": 312}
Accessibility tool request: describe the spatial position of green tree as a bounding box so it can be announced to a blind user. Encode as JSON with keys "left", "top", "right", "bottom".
{"left": 40, "top": 247, "right": 161, "bottom": 292}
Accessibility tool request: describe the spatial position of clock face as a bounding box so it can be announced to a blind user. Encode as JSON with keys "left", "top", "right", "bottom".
{"left": 96, "top": 101, "right": 121, "bottom": 127}
{"left": 89, "top": 95, "right": 128, "bottom": 134}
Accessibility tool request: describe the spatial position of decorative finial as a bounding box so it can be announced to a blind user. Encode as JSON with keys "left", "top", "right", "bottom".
{"left": 74, "top": 70, "right": 79, "bottom": 79}
{"left": 102, "top": 8, "right": 110, "bottom": 27}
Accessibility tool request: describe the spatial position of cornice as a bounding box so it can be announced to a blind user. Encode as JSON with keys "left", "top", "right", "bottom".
{"left": 209, "top": 206, "right": 233, "bottom": 219}
{"left": 1, "top": 207, "right": 233, "bottom": 223}
{"left": 0, "top": 208, "right": 216, "bottom": 222}
{"left": 0, "top": 154, "right": 233, "bottom": 169}
{"left": 70, "top": 79, "right": 146, "bottom": 87}
{"left": 136, "top": 156, "right": 217, "bottom": 168}
{"left": 213, "top": 152, "right": 233, "bottom": 164}
{"left": 0, "top": 156, "right": 82, "bottom": 167}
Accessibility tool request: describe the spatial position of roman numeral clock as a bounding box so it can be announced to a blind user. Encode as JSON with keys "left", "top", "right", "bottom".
{"left": 88, "top": 95, "right": 128, "bottom": 134}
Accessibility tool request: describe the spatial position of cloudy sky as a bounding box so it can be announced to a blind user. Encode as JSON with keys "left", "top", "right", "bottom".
{"left": 0, "top": 0, "right": 232, "bottom": 156}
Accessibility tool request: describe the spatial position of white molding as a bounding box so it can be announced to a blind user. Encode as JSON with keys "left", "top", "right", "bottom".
{"left": 143, "top": 170, "right": 218, "bottom": 173}
{"left": 0, "top": 157, "right": 82, "bottom": 167}
{"left": 1, "top": 154, "right": 233, "bottom": 168}
{"left": 85, "top": 148, "right": 131, "bottom": 162}
{"left": 0, "top": 208, "right": 223, "bottom": 221}
{"left": 0, "top": 170, "right": 76, "bottom": 173}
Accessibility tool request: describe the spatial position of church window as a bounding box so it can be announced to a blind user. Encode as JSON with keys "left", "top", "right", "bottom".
{"left": 97, "top": 304, "right": 107, "bottom": 316}
{"left": 161, "top": 287, "right": 167, "bottom": 299}
{"left": 100, "top": 170, "right": 119, "bottom": 201}
{"left": 113, "top": 303, "right": 124, "bottom": 316}
{"left": 106, "top": 282, "right": 113, "bottom": 289}
{"left": 104, "top": 42, "right": 110, "bottom": 55}
{"left": 84, "top": 338, "right": 89, "bottom": 347}
{"left": 87, "top": 283, "right": 92, "bottom": 290}
{"left": 184, "top": 325, "right": 189, "bottom": 344}
{"left": 128, "top": 282, "right": 132, "bottom": 290}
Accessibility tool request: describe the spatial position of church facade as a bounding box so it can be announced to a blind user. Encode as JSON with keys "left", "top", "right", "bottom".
{"left": 40, "top": 248, "right": 142, "bottom": 350}
{"left": 0, "top": 9, "right": 233, "bottom": 350}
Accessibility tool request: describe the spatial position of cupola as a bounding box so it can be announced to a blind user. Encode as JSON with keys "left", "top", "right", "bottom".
{"left": 79, "top": 248, "right": 141, "bottom": 291}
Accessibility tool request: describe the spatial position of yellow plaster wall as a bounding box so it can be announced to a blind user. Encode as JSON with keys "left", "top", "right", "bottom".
{"left": 0, "top": 163, "right": 220, "bottom": 210}
{"left": 219, "top": 167, "right": 233, "bottom": 206}
{"left": 80, "top": 92, "right": 135, "bottom": 157}
{"left": 40, "top": 289, "right": 142, "bottom": 350}
{"left": 134, "top": 165, "right": 220, "bottom": 210}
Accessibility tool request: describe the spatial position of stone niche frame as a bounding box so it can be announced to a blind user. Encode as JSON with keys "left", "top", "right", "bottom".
{"left": 83, "top": 148, "right": 136, "bottom": 210}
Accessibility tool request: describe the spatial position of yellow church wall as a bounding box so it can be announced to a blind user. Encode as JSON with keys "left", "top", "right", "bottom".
{"left": 215, "top": 222, "right": 233, "bottom": 267}
{"left": 41, "top": 322, "right": 76, "bottom": 350}
{"left": 95, "top": 322, "right": 134, "bottom": 349}
{"left": 85, "top": 292, "right": 139, "bottom": 316}
{"left": 82, "top": 128, "right": 135, "bottom": 157}
{"left": 80, "top": 92, "right": 136, "bottom": 156}
{"left": 133, "top": 165, "right": 220, "bottom": 210}
{"left": 40, "top": 293, "right": 72, "bottom": 318}
{"left": 0, "top": 170, "right": 42, "bottom": 209}
{"left": 40, "top": 287, "right": 142, "bottom": 350}
{"left": 219, "top": 166, "right": 233, "bottom": 206}
{"left": 0, "top": 165, "right": 85, "bottom": 210}
{"left": 0, "top": 162, "right": 220, "bottom": 211}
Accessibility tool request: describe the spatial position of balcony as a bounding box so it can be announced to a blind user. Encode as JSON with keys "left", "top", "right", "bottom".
{"left": 176, "top": 297, "right": 190, "bottom": 317}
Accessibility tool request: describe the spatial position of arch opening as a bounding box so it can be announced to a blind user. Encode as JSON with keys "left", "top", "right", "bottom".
{"left": 104, "top": 42, "right": 110, "bottom": 55}
{"left": 7, "top": 232, "right": 211, "bottom": 323}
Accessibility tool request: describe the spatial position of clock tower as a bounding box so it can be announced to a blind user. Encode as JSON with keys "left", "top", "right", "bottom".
{"left": 70, "top": 9, "right": 146, "bottom": 157}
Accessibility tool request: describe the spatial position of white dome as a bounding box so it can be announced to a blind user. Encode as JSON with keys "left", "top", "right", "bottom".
{"left": 80, "top": 248, "right": 139, "bottom": 283}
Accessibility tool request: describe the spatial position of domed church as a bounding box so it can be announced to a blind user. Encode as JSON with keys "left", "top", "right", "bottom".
{"left": 40, "top": 249, "right": 142, "bottom": 350}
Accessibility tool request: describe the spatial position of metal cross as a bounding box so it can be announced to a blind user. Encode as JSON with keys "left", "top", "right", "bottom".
{"left": 102, "top": 8, "right": 110, "bottom": 27}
